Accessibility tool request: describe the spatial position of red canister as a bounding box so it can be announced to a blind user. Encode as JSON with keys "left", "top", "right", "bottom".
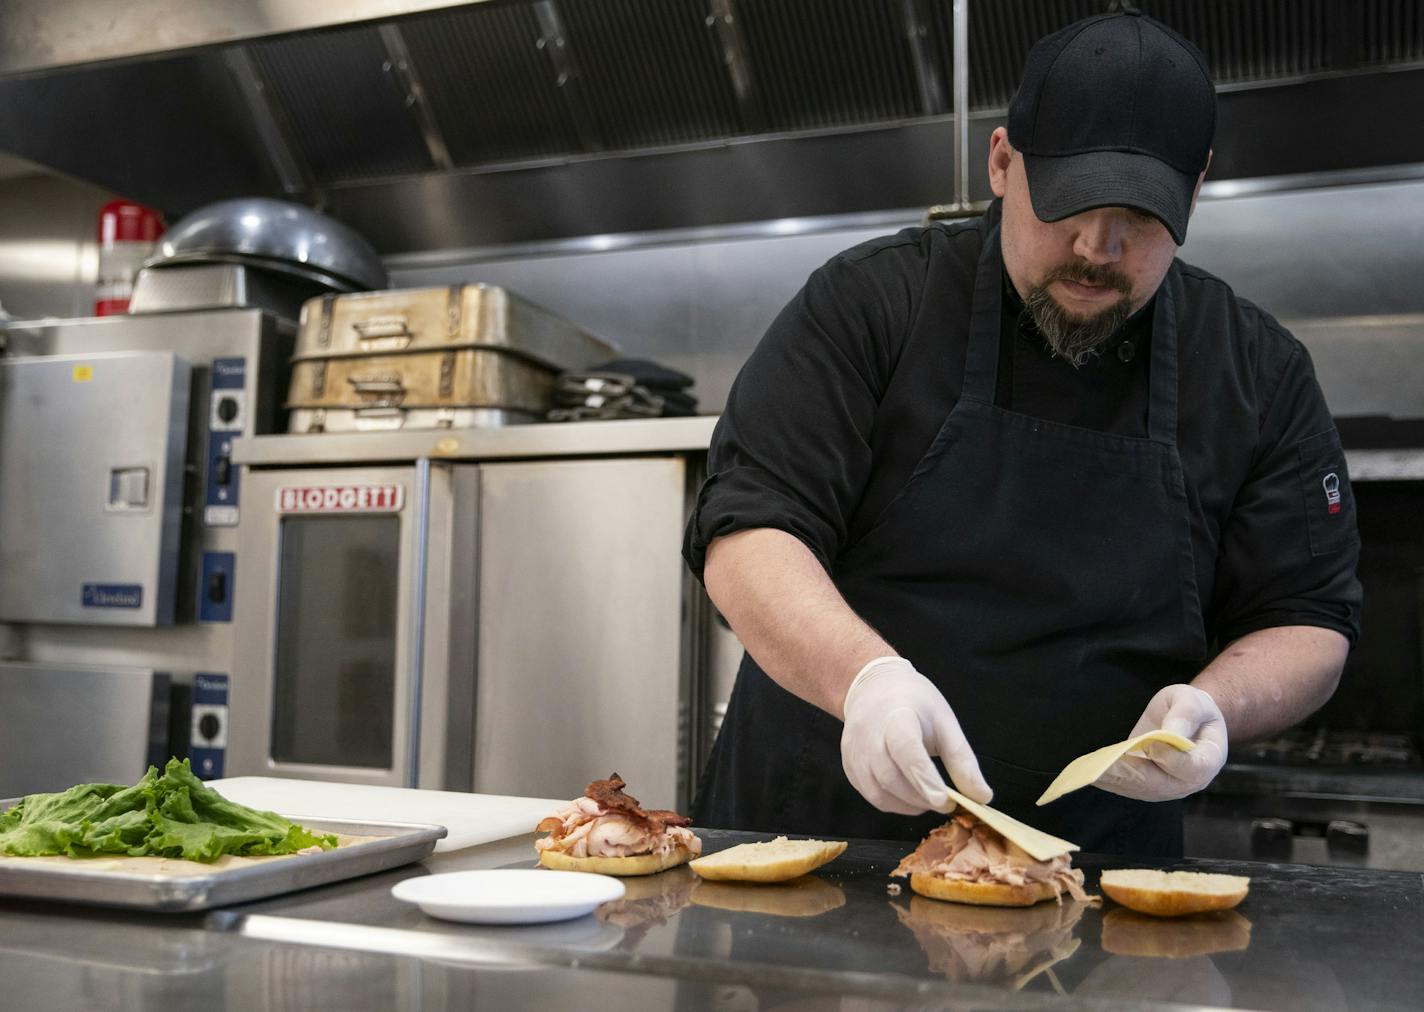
{"left": 96, "top": 200, "right": 164, "bottom": 316}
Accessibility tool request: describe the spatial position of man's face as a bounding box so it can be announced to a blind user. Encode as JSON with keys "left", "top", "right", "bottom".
{"left": 987, "top": 129, "right": 1185, "bottom": 366}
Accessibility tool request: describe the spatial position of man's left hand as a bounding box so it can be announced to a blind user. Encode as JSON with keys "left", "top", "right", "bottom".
{"left": 1095, "top": 684, "right": 1228, "bottom": 802}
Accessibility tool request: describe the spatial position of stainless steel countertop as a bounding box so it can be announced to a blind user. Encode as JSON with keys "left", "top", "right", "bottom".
{"left": 4, "top": 828, "right": 1422, "bottom": 1011}
{"left": 232, "top": 416, "right": 718, "bottom": 466}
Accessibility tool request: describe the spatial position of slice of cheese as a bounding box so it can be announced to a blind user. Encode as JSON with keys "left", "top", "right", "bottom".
{"left": 939, "top": 787, "right": 1080, "bottom": 862}
{"left": 1035, "top": 731, "right": 1195, "bottom": 807}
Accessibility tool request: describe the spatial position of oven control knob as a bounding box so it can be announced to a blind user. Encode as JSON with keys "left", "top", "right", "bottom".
{"left": 199, "top": 713, "right": 222, "bottom": 741}
{"left": 1250, "top": 817, "right": 1293, "bottom": 857}
{"left": 1326, "top": 819, "right": 1369, "bottom": 854}
{"left": 216, "top": 396, "right": 240, "bottom": 424}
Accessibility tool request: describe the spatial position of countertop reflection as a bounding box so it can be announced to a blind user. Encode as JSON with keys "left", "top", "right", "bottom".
{"left": 2, "top": 828, "right": 1419, "bottom": 1010}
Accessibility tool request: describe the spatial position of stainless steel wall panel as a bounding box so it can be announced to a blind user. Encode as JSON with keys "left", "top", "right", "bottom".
{"left": 1280, "top": 315, "right": 1424, "bottom": 421}
{"left": 471, "top": 457, "right": 688, "bottom": 808}
{"left": 0, "top": 352, "right": 190, "bottom": 627}
{"left": 0, "top": 173, "right": 113, "bottom": 320}
{"left": 0, "top": 662, "right": 169, "bottom": 797}
{"left": 389, "top": 176, "right": 1424, "bottom": 418}
{"left": 329, "top": 115, "right": 1000, "bottom": 250}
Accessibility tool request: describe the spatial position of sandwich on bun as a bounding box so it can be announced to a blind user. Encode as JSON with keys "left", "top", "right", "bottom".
{"left": 535, "top": 773, "right": 701, "bottom": 876}
{"left": 893, "top": 813, "right": 1096, "bottom": 907}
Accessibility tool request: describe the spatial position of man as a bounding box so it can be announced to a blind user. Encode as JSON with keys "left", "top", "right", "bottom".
{"left": 682, "top": 9, "right": 1361, "bottom": 856}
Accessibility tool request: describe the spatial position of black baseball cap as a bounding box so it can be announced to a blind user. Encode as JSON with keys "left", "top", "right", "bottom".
{"left": 1007, "top": 10, "right": 1216, "bottom": 244}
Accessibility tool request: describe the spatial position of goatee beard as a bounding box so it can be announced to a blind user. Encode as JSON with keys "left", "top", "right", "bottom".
{"left": 1022, "top": 264, "right": 1133, "bottom": 368}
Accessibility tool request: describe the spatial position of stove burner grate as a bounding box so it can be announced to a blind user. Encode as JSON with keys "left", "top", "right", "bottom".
{"left": 1244, "top": 728, "right": 1420, "bottom": 767}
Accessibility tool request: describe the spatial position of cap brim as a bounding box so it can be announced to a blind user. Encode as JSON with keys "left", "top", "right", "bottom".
{"left": 1022, "top": 149, "right": 1197, "bottom": 245}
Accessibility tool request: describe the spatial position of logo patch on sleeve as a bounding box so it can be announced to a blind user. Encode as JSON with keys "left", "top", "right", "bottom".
{"left": 1322, "top": 472, "right": 1342, "bottom": 515}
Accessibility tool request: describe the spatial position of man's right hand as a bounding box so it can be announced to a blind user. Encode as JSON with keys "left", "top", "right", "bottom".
{"left": 840, "top": 656, "right": 993, "bottom": 815}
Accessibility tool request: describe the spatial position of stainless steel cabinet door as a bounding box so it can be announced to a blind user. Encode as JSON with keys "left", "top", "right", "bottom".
{"left": 0, "top": 352, "right": 189, "bottom": 626}
{"left": 472, "top": 456, "right": 688, "bottom": 809}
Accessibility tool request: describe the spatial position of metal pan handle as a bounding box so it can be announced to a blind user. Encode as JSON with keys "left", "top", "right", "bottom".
{"left": 346, "top": 375, "right": 407, "bottom": 399}
{"left": 352, "top": 316, "right": 414, "bottom": 346}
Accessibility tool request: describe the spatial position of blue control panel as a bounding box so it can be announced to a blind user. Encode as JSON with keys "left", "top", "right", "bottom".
{"left": 190, "top": 672, "right": 229, "bottom": 780}
{"left": 199, "top": 551, "right": 235, "bottom": 623}
{"left": 204, "top": 357, "right": 245, "bottom": 527}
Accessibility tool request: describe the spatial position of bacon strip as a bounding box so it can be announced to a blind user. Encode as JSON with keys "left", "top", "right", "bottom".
{"left": 586, "top": 774, "right": 690, "bottom": 833}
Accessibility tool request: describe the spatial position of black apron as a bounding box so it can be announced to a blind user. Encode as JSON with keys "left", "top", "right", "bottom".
{"left": 695, "top": 225, "right": 1208, "bottom": 857}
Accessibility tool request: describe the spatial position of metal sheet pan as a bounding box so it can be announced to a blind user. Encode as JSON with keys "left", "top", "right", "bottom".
{"left": 0, "top": 807, "right": 446, "bottom": 912}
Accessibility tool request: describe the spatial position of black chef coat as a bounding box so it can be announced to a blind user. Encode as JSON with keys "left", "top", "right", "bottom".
{"left": 685, "top": 205, "right": 1361, "bottom": 654}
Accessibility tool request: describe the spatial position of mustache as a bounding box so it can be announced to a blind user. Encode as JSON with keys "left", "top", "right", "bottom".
{"left": 1040, "top": 263, "right": 1132, "bottom": 294}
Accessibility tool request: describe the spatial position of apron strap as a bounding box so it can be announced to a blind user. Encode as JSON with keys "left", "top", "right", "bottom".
{"left": 1146, "top": 262, "right": 1182, "bottom": 446}
{"left": 961, "top": 224, "right": 1005, "bottom": 404}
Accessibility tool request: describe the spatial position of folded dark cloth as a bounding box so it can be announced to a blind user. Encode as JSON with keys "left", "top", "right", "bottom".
{"left": 595, "top": 358, "right": 695, "bottom": 391}
{"left": 547, "top": 358, "right": 699, "bottom": 422}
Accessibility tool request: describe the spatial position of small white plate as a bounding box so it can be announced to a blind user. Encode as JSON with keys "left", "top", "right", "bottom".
{"left": 391, "top": 869, "right": 626, "bottom": 924}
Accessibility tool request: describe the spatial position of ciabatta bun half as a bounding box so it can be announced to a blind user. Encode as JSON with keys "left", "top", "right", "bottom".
{"left": 689, "top": 836, "right": 847, "bottom": 883}
{"left": 909, "top": 872, "right": 1059, "bottom": 907}
{"left": 1099, "top": 869, "right": 1249, "bottom": 917}
{"left": 538, "top": 843, "right": 695, "bottom": 877}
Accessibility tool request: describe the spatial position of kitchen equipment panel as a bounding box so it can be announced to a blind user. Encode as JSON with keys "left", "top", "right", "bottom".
{"left": 0, "top": 351, "right": 189, "bottom": 626}
{"left": 229, "top": 451, "right": 699, "bottom": 811}
{"left": 229, "top": 464, "right": 479, "bottom": 790}
{"left": 0, "top": 308, "right": 294, "bottom": 788}
{"left": 0, "top": 661, "right": 170, "bottom": 797}
{"left": 472, "top": 457, "right": 689, "bottom": 808}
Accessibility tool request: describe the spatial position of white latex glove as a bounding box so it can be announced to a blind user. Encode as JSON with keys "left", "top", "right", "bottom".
{"left": 1095, "top": 684, "right": 1229, "bottom": 802}
{"left": 840, "top": 656, "right": 993, "bottom": 815}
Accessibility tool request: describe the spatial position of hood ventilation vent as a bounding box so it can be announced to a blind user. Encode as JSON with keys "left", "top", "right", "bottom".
{"left": 3, "top": 0, "right": 1423, "bottom": 251}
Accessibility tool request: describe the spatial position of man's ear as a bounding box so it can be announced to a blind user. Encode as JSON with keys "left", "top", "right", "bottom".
{"left": 987, "top": 127, "right": 1013, "bottom": 199}
{"left": 1188, "top": 149, "right": 1213, "bottom": 216}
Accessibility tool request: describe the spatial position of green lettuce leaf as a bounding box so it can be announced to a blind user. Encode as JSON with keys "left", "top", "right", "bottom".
{"left": 0, "top": 758, "right": 338, "bottom": 862}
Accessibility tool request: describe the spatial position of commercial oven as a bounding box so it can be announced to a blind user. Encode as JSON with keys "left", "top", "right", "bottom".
{"left": 228, "top": 448, "right": 704, "bottom": 811}
{"left": 0, "top": 309, "right": 293, "bottom": 792}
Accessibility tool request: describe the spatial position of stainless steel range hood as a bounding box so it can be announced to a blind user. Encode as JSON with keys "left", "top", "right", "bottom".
{"left": 3, "top": 0, "right": 1423, "bottom": 254}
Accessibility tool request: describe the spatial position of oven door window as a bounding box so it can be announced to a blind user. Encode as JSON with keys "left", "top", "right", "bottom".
{"left": 272, "top": 515, "right": 399, "bottom": 769}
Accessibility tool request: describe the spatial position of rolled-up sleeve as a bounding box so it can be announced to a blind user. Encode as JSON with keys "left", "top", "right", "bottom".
{"left": 684, "top": 252, "right": 907, "bottom": 581}
{"left": 1211, "top": 327, "right": 1363, "bottom": 646}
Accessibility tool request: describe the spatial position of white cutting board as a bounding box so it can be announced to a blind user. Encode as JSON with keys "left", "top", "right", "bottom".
{"left": 206, "top": 778, "right": 566, "bottom": 853}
